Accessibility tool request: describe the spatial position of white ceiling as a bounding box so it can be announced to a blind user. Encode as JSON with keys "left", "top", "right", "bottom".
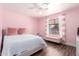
{"left": 3, "top": 3, "right": 79, "bottom": 17}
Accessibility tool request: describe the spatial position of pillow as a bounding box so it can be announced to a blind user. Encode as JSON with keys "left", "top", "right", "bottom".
{"left": 18, "top": 28, "right": 26, "bottom": 34}
{"left": 7, "top": 28, "right": 17, "bottom": 35}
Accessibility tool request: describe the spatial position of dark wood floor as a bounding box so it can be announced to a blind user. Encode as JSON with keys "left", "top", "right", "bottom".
{"left": 32, "top": 41, "right": 76, "bottom": 56}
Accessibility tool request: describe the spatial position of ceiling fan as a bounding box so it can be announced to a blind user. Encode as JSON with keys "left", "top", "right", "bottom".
{"left": 25, "top": 3, "right": 49, "bottom": 10}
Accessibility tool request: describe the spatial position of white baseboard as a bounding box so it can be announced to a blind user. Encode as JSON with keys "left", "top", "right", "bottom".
{"left": 63, "top": 42, "right": 76, "bottom": 47}
{"left": 44, "top": 37, "right": 76, "bottom": 47}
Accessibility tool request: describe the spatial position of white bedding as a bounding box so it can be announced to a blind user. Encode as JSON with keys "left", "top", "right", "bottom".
{"left": 1, "top": 34, "right": 47, "bottom": 56}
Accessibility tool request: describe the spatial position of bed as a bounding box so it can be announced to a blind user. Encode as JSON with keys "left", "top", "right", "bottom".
{"left": 1, "top": 28, "right": 47, "bottom": 56}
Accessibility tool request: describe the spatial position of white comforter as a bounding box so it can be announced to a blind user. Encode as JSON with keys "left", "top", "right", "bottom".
{"left": 2, "top": 34, "right": 47, "bottom": 56}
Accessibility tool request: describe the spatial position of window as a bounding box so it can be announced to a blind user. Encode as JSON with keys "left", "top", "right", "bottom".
{"left": 48, "top": 18, "right": 59, "bottom": 35}
{"left": 46, "top": 15, "right": 66, "bottom": 38}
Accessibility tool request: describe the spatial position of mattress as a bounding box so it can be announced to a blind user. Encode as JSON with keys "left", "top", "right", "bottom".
{"left": 1, "top": 34, "right": 47, "bottom": 56}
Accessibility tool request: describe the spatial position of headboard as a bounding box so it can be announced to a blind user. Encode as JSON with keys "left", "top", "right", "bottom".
{"left": 2, "top": 28, "right": 27, "bottom": 36}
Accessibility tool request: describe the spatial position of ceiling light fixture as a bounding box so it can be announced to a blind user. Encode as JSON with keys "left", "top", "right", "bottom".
{"left": 26, "top": 3, "right": 49, "bottom": 10}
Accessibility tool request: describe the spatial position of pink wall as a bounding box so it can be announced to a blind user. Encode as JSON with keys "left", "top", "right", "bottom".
{"left": 38, "top": 6, "right": 79, "bottom": 47}
{"left": 3, "top": 9, "right": 38, "bottom": 35}
{"left": 64, "top": 7, "right": 79, "bottom": 46}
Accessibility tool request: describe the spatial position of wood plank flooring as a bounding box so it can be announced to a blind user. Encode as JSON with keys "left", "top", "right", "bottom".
{"left": 32, "top": 41, "right": 76, "bottom": 56}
